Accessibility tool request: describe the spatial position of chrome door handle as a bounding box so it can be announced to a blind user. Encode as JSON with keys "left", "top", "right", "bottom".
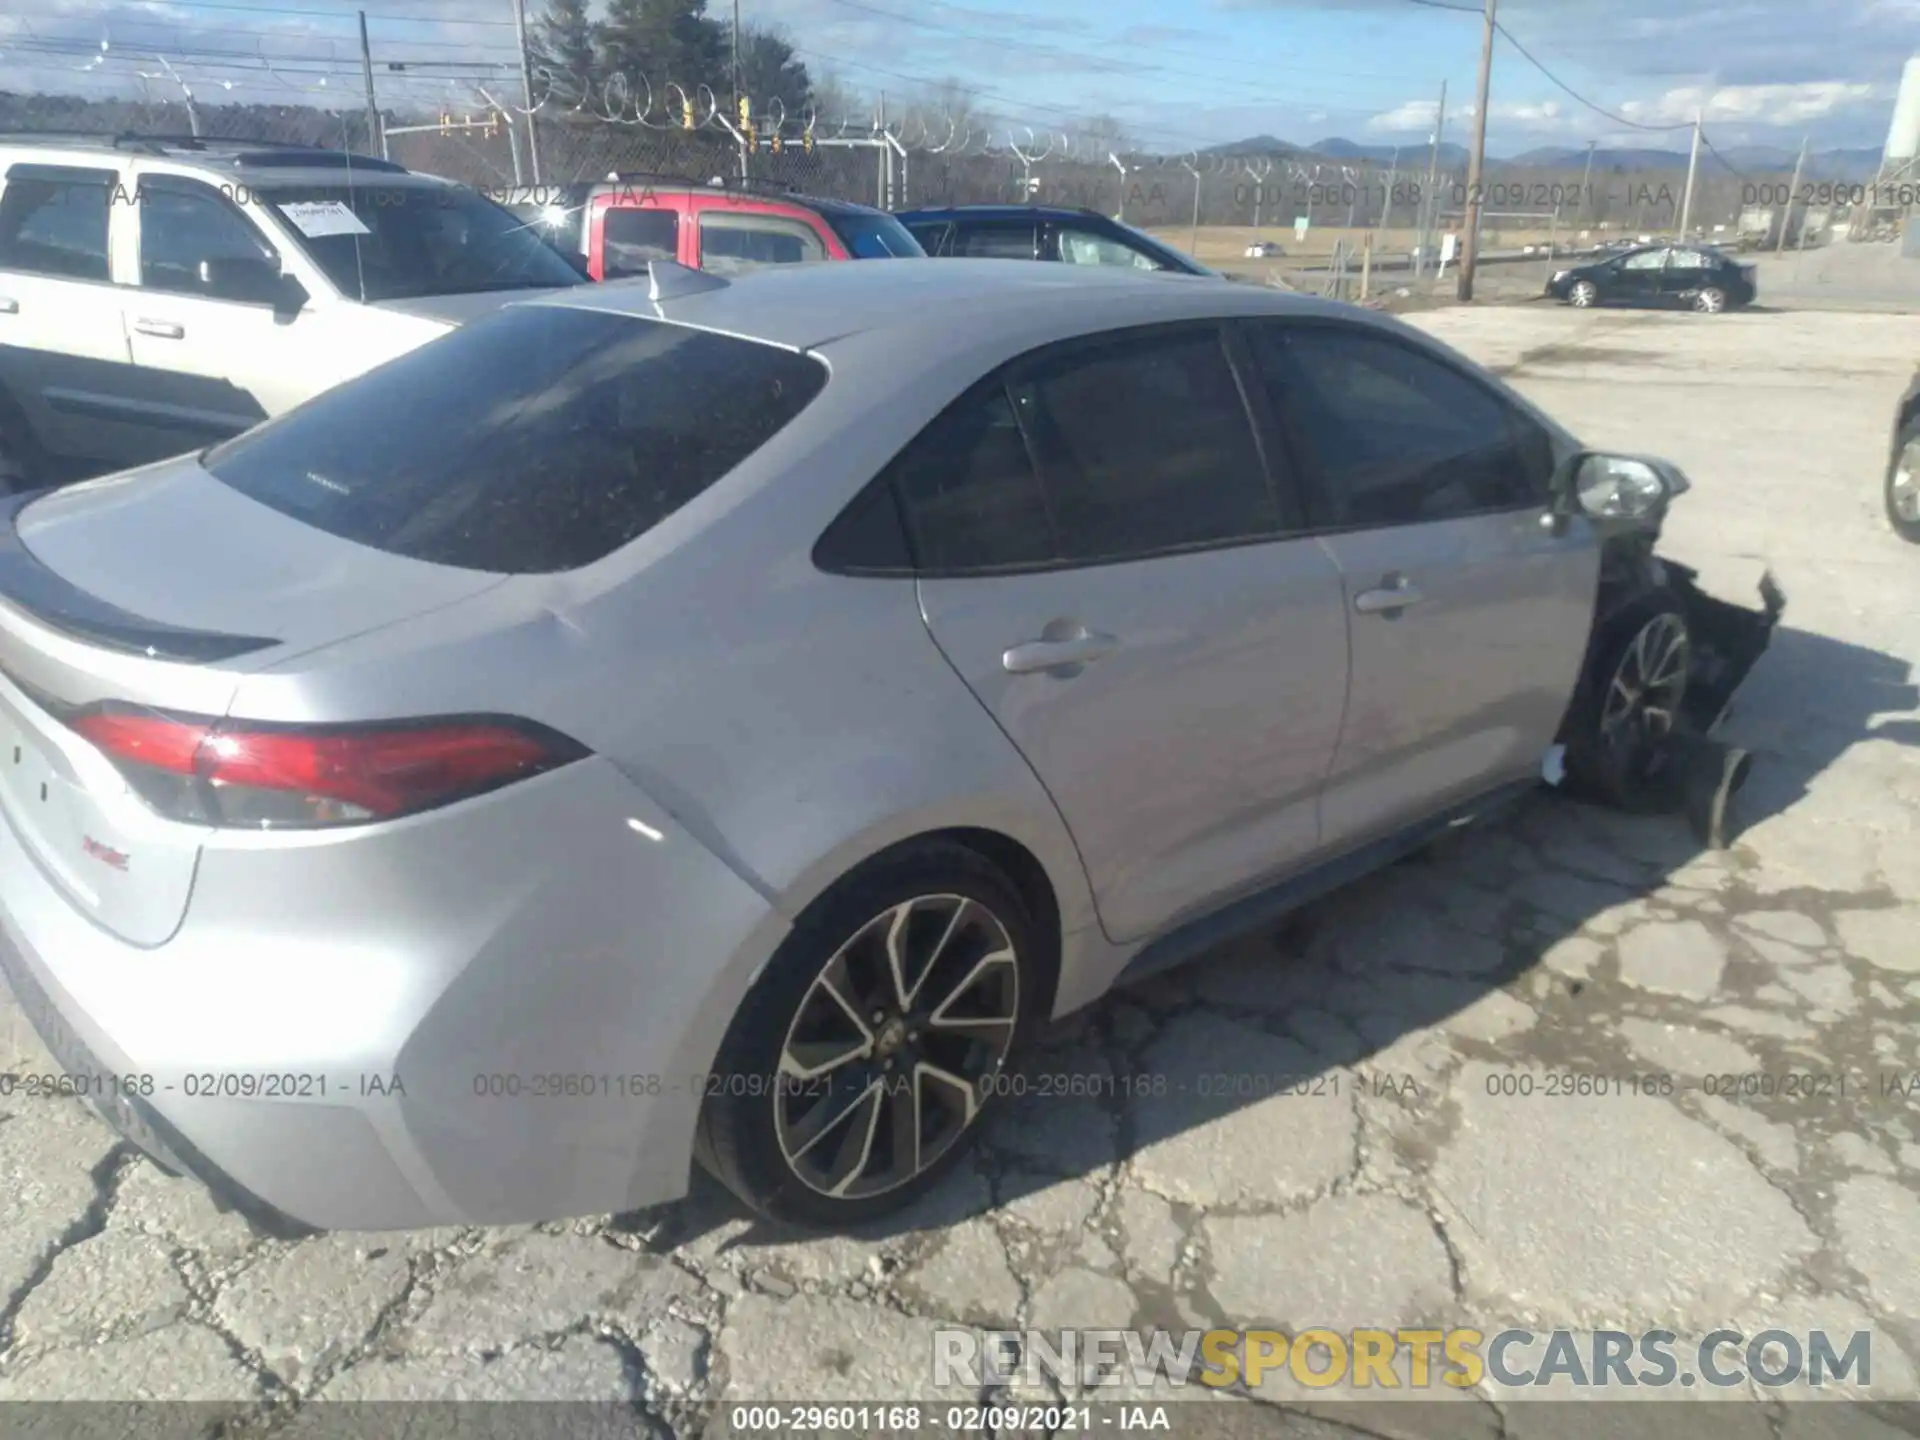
{"left": 1354, "top": 577, "right": 1426, "bottom": 615}
{"left": 134, "top": 318, "right": 185, "bottom": 339}
{"left": 1003, "top": 631, "right": 1118, "bottom": 675}
{"left": 0, "top": 297, "right": 17, "bottom": 315}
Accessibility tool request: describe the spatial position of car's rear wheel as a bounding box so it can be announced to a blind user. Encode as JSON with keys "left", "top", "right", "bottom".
{"left": 1569, "top": 280, "right": 1599, "bottom": 308}
{"left": 697, "top": 841, "right": 1037, "bottom": 1227}
{"left": 1565, "top": 598, "right": 1691, "bottom": 809}
{"left": 1888, "top": 420, "right": 1920, "bottom": 544}
{"left": 1694, "top": 286, "right": 1727, "bottom": 314}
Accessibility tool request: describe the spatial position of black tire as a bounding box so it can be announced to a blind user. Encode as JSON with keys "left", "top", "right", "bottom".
{"left": 1887, "top": 418, "right": 1920, "bottom": 544}
{"left": 1563, "top": 594, "right": 1692, "bottom": 810}
{"left": 696, "top": 840, "right": 1041, "bottom": 1228}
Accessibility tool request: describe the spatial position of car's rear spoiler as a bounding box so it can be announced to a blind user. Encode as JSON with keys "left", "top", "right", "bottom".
{"left": 0, "top": 490, "right": 277, "bottom": 664}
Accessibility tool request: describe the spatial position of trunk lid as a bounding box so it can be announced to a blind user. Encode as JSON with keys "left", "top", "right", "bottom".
{"left": 0, "top": 461, "right": 505, "bottom": 946}
{"left": 364, "top": 290, "right": 558, "bottom": 328}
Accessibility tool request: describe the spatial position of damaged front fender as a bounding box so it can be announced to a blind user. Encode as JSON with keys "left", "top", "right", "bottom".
{"left": 1665, "top": 559, "right": 1787, "bottom": 735}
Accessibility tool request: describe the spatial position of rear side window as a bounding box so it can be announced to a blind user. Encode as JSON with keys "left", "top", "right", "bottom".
{"left": 698, "top": 211, "right": 827, "bottom": 273}
{"left": 825, "top": 210, "right": 925, "bottom": 259}
{"left": 0, "top": 169, "right": 112, "bottom": 281}
{"left": 890, "top": 383, "right": 1054, "bottom": 572}
{"left": 602, "top": 207, "right": 677, "bottom": 278}
{"left": 204, "top": 305, "right": 827, "bottom": 573}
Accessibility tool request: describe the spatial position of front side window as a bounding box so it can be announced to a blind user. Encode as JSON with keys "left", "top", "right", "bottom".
{"left": 1620, "top": 248, "right": 1670, "bottom": 271}
{"left": 1020, "top": 328, "right": 1278, "bottom": 561}
{"left": 1666, "top": 249, "right": 1709, "bottom": 271}
{"left": 1254, "top": 325, "right": 1538, "bottom": 527}
{"left": 138, "top": 183, "right": 278, "bottom": 297}
{"left": 601, "top": 207, "right": 677, "bottom": 278}
{"left": 204, "top": 306, "right": 827, "bottom": 573}
{"left": 697, "top": 211, "right": 827, "bottom": 273}
{"left": 0, "top": 170, "right": 112, "bottom": 281}
{"left": 256, "top": 182, "right": 583, "bottom": 301}
{"left": 1056, "top": 227, "right": 1162, "bottom": 271}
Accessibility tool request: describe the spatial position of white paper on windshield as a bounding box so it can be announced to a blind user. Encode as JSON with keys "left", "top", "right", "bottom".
{"left": 277, "top": 200, "right": 371, "bottom": 238}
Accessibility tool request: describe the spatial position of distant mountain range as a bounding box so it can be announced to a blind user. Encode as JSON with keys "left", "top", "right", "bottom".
{"left": 1205, "top": 135, "right": 1887, "bottom": 179}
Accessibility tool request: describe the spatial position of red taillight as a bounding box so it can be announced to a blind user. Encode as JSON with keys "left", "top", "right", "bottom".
{"left": 68, "top": 708, "right": 587, "bottom": 829}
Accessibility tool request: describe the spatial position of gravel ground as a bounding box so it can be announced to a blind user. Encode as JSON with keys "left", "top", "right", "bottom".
{"left": 0, "top": 301, "right": 1915, "bottom": 1438}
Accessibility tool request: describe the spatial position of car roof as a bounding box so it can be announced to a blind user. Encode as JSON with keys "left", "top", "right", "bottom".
{"left": 527, "top": 256, "right": 1361, "bottom": 354}
{"left": 896, "top": 204, "right": 1109, "bottom": 222}
{"left": 0, "top": 134, "right": 413, "bottom": 177}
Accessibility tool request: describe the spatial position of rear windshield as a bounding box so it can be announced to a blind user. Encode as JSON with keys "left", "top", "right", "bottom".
{"left": 203, "top": 305, "right": 828, "bottom": 573}
{"left": 257, "top": 182, "right": 583, "bottom": 301}
{"left": 825, "top": 210, "right": 926, "bottom": 259}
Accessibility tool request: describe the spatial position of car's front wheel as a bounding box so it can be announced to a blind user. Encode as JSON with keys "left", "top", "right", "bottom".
{"left": 1888, "top": 419, "right": 1920, "bottom": 543}
{"left": 697, "top": 841, "right": 1038, "bottom": 1227}
{"left": 1693, "top": 286, "right": 1727, "bottom": 314}
{"left": 1568, "top": 280, "right": 1599, "bottom": 308}
{"left": 1564, "top": 597, "right": 1692, "bottom": 809}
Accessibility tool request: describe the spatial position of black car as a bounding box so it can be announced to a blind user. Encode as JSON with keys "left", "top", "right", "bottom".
{"left": 1546, "top": 245, "right": 1756, "bottom": 313}
{"left": 1889, "top": 368, "right": 1920, "bottom": 543}
{"left": 894, "top": 204, "right": 1216, "bottom": 275}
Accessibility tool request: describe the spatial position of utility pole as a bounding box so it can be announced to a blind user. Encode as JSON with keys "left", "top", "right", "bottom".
{"left": 357, "top": 12, "right": 381, "bottom": 156}
{"left": 1457, "top": 0, "right": 1497, "bottom": 302}
{"left": 1420, "top": 80, "right": 1447, "bottom": 277}
{"left": 1374, "top": 146, "right": 1400, "bottom": 249}
{"left": 1579, "top": 139, "right": 1596, "bottom": 225}
{"left": 510, "top": 0, "right": 542, "bottom": 184}
{"left": 732, "top": 0, "right": 742, "bottom": 118}
{"left": 1778, "top": 134, "right": 1808, "bottom": 255}
{"left": 1678, "top": 107, "right": 1702, "bottom": 241}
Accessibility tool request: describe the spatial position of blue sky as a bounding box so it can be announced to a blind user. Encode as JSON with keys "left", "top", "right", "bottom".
{"left": 1, "top": 0, "right": 1912, "bottom": 154}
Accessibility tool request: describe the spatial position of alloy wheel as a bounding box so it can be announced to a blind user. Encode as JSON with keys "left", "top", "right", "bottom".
{"left": 774, "top": 894, "right": 1020, "bottom": 1200}
{"left": 1598, "top": 612, "right": 1690, "bottom": 778}
{"left": 1695, "top": 288, "right": 1726, "bottom": 314}
{"left": 1570, "top": 281, "right": 1597, "bottom": 308}
{"left": 1889, "top": 438, "right": 1920, "bottom": 525}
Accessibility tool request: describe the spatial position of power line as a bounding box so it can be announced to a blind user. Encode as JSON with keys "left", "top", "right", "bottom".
{"left": 0, "top": 0, "right": 525, "bottom": 26}
{"left": 1492, "top": 20, "right": 1693, "bottom": 133}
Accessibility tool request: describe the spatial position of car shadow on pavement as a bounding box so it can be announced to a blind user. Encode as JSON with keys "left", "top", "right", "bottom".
{"left": 614, "top": 622, "right": 1916, "bottom": 1267}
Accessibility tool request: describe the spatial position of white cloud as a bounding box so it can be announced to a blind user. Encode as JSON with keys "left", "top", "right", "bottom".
{"left": 1365, "top": 98, "right": 1439, "bottom": 132}
{"left": 1620, "top": 80, "right": 1887, "bottom": 125}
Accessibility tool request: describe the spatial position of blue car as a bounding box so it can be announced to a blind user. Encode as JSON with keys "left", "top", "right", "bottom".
{"left": 895, "top": 204, "right": 1216, "bottom": 275}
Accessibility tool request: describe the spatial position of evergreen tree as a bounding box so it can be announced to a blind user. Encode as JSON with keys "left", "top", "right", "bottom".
{"left": 736, "top": 27, "right": 811, "bottom": 117}
{"left": 598, "top": 0, "right": 727, "bottom": 99}
{"left": 528, "top": 0, "right": 602, "bottom": 107}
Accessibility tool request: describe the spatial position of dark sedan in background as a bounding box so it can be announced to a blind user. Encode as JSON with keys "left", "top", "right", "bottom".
{"left": 1547, "top": 245, "right": 1757, "bottom": 313}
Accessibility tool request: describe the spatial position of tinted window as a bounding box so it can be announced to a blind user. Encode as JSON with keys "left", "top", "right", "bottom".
{"left": 257, "top": 182, "right": 581, "bottom": 301}
{"left": 1255, "top": 326, "right": 1538, "bottom": 527}
{"left": 957, "top": 223, "right": 1037, "bottom": 259}
{"left": 204, "top": 306, "right": 827, "bottom": 573}
{"left": 139, "top": 184, "right": 278, "bottom": 295}
{"left": 1056, "top": 227, "right": 1162, "bottom": 270}
{"left": 0, "top": 173, "right": 111, "bottom": 281}
{"left": 602, "top": 207, "right": 677, "bottom": 278}
{"left": 889, "top": 383, "right": 1054, "bottom": 572}
{"left": 698, "top": 212, "right": 827, "bottom": 273}
{"left": 825, "top": 210, "right": 926, "bottom": 259}
{"left": 903, "top": 221, "right": 951, "bottom": 255}
{"left": 1023, "top": 329, "right": 1277, "bottom": 560}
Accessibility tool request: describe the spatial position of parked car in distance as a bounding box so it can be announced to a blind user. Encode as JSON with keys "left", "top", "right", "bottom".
{"left": 0, "top": 258, "right": 1773, "bottom": 1236}
{"left": 1546, "top": 245, "right": 1757, "bottom": 313}
{"left": 1888, "top": 367, "right": 1920, "bottom": 542}
{"left": 1245, "top": 240, "right": 1285, "bottom": 258}
{"left": 0, "top": 132, "right": 585, "bottom": 493}
{"left": 515, "top": 177, "right": 924, "bottom": 280}
{"left": 896, "top": 204, "right": 1216, "bottom": 275}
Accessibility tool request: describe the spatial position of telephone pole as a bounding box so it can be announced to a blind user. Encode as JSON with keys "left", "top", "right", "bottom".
{"left": 1420, "top": 80, "right": 1447, "bottom": 278}
{"left": 1678, "top": 107, "right": 1702, "bottom": 240}
{"left": 357, "top": 11, "right": 381, "bottom": 157}
{"left": 1778, "top": 134, "right": 1808, "bottom": 254}
{"left": 732, "top": 0, "right": 742, "bottom": 116}
{"left": 1579, "top": 139, "right": 1597, "bottom": 224}
{"left": 510, "top": 0, "right": 542, "bottom": 184}
{"left": 1457, "top": 0, "right": 1497, "bottom": 302}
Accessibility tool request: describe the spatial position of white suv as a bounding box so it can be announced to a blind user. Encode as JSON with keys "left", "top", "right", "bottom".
{"left": 0, "top": 133, "right": 585, "bottom": 492}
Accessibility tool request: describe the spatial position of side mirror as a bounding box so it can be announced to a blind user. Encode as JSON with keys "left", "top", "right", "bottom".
{"left": 1553, "top": 451, "right": 1690, "bottom": 528}
{"left": 199, "top": 255, "right": 305, "bottom": 313}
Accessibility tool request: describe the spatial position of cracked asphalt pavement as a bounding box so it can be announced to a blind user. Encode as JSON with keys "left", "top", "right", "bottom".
{"left": 0, "top": 302, "right": 1917, "bottom": 1438}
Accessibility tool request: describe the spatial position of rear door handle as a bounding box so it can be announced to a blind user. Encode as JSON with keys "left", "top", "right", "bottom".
{"left": 0, "top": 297, "right": 17, "bottom": 315}
{"left": 1354, "top": 577, "right": 1426, "bottom": 615}
{"left": 133, "top": 318, "right": 185, "bottom": 339}
{"left": 1003, "top": 631, "right": 1119, "bottom": 675}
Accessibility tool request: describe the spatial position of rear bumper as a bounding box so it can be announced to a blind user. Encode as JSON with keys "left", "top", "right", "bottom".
{"left": 0, "top": 756, "right": 788, "bottom": 1230}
